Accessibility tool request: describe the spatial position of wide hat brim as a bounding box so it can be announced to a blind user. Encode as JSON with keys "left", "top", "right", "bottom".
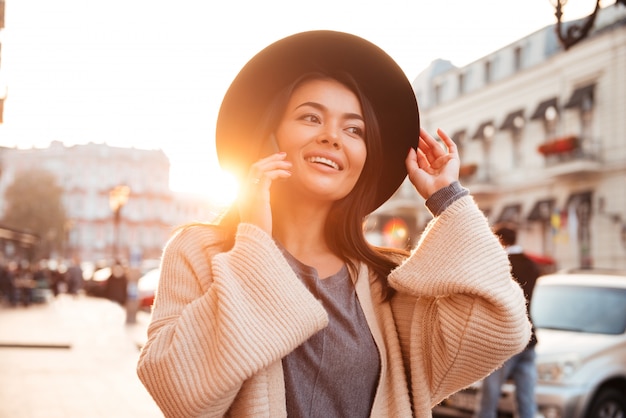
{"left": 216, "top": 30, "right": 419, "bottom": 213}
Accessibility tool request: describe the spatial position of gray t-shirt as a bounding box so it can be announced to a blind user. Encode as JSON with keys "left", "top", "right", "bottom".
{"left": 279, "top": 248, "right": 381, "bottom": 418}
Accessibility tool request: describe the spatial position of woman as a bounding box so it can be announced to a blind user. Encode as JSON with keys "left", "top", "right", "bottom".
{"left": 137, "top": 31, "right": 530, "bottom": 417}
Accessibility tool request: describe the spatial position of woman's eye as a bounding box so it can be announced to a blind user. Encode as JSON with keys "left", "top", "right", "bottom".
{"left": 347, "top": 126, "right": 364, "bottom": 137}
{"left": 302, "top": 114, "right": 321, "bottom": 124}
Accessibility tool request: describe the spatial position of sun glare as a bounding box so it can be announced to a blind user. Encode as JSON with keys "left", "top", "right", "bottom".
{"left": 168, "top": 165, "right": 240, "bottom": 208}
{"left": 207, "top": 170, "right": 240, "bottom": 207}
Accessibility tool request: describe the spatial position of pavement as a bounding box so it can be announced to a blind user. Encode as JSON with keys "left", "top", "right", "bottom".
{"left": 0, "top": 293, "right": 164, "bottom": 418}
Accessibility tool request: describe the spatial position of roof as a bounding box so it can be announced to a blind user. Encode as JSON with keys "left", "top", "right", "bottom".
{"left": 539, "top": 269, "right": 626, "bottom": 289}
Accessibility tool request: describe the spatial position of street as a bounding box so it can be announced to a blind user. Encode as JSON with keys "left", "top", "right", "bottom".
{"left": 0, "top": 294, "right": 163, "bottom": 417}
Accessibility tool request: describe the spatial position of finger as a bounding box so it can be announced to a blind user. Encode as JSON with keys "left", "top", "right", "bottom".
{"left": 419, "top": 127, "right": 436, "bottom": 143}
{"left": 437, "top": 128, "right": 458, "bottom": 155}
{"left": 419, "top": 128, "right": 446, "bottom": 157}
{"left": 248, "top": 153, "right": 290, "bottom": 179}
{"left": 415, "top": 147, "right": 433, "bottom": 171}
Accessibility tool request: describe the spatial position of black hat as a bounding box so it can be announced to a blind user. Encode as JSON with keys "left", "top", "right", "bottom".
{"left": 216, "top": 30, "right": 419, "bottom": 213}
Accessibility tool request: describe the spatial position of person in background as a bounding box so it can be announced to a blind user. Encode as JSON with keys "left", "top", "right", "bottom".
{"left": 476, "top": 223, "right": 540, "bottom": 418}
{"left": 49, "top": 265, "right": 66, "bottom": 297}
{"left": 65, "top": 257, "right": 84, "bottom": 296}
{"left": 137, "top": 30, "right": 531, "bottom": 417}
{"left": 105, "top": 261, "right": 128, "bottom": 306}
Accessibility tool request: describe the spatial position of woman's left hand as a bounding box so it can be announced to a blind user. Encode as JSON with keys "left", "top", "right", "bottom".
{"left": 405, "top": 128, "right": 460, "bottom": 200}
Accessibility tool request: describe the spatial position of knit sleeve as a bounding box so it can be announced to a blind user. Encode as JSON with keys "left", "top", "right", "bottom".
{"left": 425, "top": 181, "right": 469, "bottom": 216}
{"left": 137, "top": 223, "right": 328, "bottom": 418}
{"left": 388, "top": 195, "right": 531, "bottom": 408}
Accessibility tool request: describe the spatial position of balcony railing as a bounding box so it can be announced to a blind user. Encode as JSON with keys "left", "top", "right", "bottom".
{"left": 537, "top": 135, "right": 602, "bottom": 178}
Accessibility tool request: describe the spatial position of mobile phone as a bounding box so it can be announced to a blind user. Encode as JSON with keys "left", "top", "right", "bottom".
{"left": 260, "top": 133, "right": 280, "bottom": 158}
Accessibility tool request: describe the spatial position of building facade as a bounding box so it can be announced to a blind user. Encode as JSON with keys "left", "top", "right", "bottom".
{"left": 0, "top": 141, "right": 221, "bottom": 265}
{"left": 370, "top": 4, "right": 626, "bottom": 270}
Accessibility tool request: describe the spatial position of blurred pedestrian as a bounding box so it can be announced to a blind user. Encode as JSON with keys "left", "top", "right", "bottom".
{"left": 66, "top": 257, "right": 84, "bottom": 296}
{"left": 476, "top": 223, "right": 540, "bottom": 418}
{"left": 137, "top": 30, "right": 531, "bottom": 417}
{"left": 105, "top": 261, "right": 128, "bottom": 306}
{"left": 50, "top": 266, "right": 66, "bottom": 297}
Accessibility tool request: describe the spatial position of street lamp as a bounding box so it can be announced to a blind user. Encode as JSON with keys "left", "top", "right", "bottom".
{"left": 550, "top": 0, "right": 601, "bottom": 50}
{"left": 109, "top": 185, "right": 130, "bottom": 261}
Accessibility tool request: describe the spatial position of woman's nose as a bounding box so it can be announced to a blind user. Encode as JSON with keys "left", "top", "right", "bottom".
{"left": 317, "top": 129, "right": 341, "bottom": 149}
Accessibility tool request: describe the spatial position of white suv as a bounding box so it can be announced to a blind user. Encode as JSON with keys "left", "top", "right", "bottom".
{"left": 433, "top": 269, "right": 626, "bottom": 418}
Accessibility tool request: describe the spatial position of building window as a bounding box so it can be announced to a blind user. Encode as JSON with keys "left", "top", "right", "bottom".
{"left": 513, "top": 46, "right": 523, "bottom": 71}
{"left": 565, "top": 83, "right": 595, "bottom": 154}
{"left": 500, "top": 109, "right": 525, "bottom": 168}
{"left": 458, "top": 72, "right": 465, "bottom": 95}
{"left": 472, "top": 121, "right": 496, "bottom": 181}
{"left": 484, "top": 60, "right": 492, "bottom": 84}
{"left": 531, "top": 97, "right": 559, "bottom": 138}
{"left": 543, "top": 105, "right": 558, "bottom": 137}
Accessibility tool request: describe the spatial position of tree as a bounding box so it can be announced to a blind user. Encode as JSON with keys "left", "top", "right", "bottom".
{"left": 2, "top": 169, "right": 68, "bottom": 260}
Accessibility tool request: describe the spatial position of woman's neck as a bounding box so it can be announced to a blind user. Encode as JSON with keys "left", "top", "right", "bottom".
{"left": 273, "top": 202, "right": 344, "bottom": 278}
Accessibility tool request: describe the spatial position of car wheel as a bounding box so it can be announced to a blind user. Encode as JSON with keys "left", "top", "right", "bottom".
{"left": 586, "top": 387, "right": 626, "bottom": 418}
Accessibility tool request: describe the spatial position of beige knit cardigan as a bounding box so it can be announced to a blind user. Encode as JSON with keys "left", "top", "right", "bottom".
{"left": 137, "top": 196, "right": 531, "bottom": 417}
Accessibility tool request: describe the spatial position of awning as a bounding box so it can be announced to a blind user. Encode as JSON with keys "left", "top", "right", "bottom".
{"left": 0, "top": 224, "right": 39, "bottom": 247}
{"left": 527, "top": 198, "right": 555, "bottom": 221}
{"left": 530, "top": 97, "right": 558, "bottom": 120}
{"left": 496, "top": 204, "right": 522, "bottom": 224}
{"left": 566, "top": 190, "right": 593, "bottom": 208}
{"left": 564, "top": 83, "right": 595, "bottom": 109}
{"left": 451, "top": 129, "right": 467, "bottom": 144}
{"left": 472, "top": 121, "right": 495, "bottom": 140}
{"left": 500, "top": 109, "right": 525, "bottom": 131}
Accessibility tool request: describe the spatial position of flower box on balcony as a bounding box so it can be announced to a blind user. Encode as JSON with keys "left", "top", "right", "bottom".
{"left": 537, "top": 135, "right": 578, "bottom": 156}
{"left": 459, "top": 163, "right": 478, "bottom": 177}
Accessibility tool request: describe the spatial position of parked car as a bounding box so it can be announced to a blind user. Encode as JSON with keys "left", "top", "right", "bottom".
{"left": 84, "top": 259, "right": 160, "bottom": 300}
{"left": 83, "top": 266, "right": 111, "bottom": 297}
{"left": 137, "top": 268, "right": 159, "bottom": 311}
{"left": 433, "top": 268, "right": 626, "bottom": 418}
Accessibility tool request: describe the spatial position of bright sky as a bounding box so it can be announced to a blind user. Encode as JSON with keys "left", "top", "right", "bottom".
{"left": 0, "top": 0, "right": 612, "bottom": 204}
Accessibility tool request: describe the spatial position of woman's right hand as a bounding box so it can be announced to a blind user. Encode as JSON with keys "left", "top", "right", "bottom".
{"left": 238, "top": 152, "right": 291, "bottom": 235}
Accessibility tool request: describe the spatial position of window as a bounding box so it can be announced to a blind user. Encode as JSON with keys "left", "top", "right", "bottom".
{"left": 484, "top": 60, "right": 492, "bottom": 84}
{"left": 500, "top": 109, "right": 525, "bottom": 167}
{"left": 458, "top": 72, "right": 465, "bottom": 95}
{"left": 531, "top": 97, "right": 559, "bottom": 138}
{"left": 565, "top": 83, "right": 595, "bottom": 151}
{"left": 513, "top": 46, "right": 523, "bottom": 71}
{"left": 532, "top": 285, "right": 626, "bottom": 335}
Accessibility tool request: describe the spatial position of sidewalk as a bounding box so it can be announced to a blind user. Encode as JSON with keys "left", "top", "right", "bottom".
{"left": 0, "top": 294, "right": 163, "bottom": 417}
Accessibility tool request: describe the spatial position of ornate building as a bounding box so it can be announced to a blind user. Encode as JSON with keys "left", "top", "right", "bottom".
{"left": 0, "top": 141, "right": 220, "bottom": 265}
{"left": 369, "top": 3, "right": 626, "bottom": 270}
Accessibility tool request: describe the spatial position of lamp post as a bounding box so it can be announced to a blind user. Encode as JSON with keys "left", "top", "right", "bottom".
{"left": 109, "top": 185, "right": 130, "bottom": 262}
{"left": 109, "top": 184, "right": 138, "bottom": 325}
{"left": 550, "top": 0, "right": 601, "bottom": 50}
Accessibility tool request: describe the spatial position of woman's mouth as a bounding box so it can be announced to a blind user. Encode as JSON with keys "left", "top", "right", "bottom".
{"left": 307, "top": 156, "right": 341, "bottom": 170}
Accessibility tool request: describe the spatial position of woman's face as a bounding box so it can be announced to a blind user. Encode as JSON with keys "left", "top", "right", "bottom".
{"left": 274, "top": 78, "right": 367, "bottom": 203}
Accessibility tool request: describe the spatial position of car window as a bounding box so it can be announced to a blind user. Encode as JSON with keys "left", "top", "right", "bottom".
{"left": 531, "top": 285, "right": 626, "bottom": 335}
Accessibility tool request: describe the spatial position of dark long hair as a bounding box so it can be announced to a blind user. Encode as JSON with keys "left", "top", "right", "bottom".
{"left": 210, "top": 72, "right": 405, "bottom": 300}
